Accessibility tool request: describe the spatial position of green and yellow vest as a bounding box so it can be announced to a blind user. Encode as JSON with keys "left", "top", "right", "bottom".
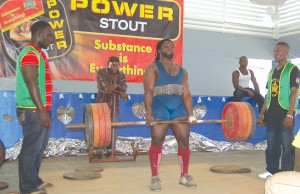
{"left": 266, "top": 62, "right": 299, "bottom": 110}
{"left": 16, "top": 45, "right": 47, "bottom": 109}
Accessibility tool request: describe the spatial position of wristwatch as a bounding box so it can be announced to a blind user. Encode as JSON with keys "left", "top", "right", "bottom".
{"left": 286, "top": 114, "right": 293, "bottom": 119}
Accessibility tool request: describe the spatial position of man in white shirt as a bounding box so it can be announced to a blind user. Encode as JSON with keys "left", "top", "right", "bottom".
{"left": 232, "top": 56, "right": 265, "bottom": 115}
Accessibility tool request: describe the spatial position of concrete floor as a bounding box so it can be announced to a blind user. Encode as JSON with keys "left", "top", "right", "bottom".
{"left": 0, "top": 151, "right": 267, "bottom": 194}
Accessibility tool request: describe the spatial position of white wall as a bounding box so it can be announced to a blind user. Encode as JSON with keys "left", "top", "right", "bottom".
{"left": 280, "top": 34, "right": 300, "bottom": 59}
{"left": 183, "top": 30, "right": 275, "bottom": 96}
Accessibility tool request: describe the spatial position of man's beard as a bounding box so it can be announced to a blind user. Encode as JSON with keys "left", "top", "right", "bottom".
{"left": 161, "top": 52, "right": 174, "bottom": 60}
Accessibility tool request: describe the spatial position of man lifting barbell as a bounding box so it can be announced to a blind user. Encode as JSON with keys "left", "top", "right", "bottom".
{"left": 67, "top": 39, "right": 256, "bottom": 191}
{"left": 143, "top": 38, "right": 197, "bottom": 191}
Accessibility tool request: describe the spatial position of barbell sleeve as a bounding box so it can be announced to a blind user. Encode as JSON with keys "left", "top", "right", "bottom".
{"left": 66, "top": 124, "right": 86, "bottom": 129}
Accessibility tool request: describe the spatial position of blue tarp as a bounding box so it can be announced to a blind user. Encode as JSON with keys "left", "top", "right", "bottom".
{"left": 1, "top": 90, "right": 297, "bottom": 148}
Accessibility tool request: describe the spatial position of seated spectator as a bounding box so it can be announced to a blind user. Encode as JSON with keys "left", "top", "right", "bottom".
{"left": 232, "top": 56, "right": 264, "bottom": 114}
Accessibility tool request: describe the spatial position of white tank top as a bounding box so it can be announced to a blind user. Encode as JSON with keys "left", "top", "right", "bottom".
{"left": 237, "top": 68, "right": 251, "bottom": 88}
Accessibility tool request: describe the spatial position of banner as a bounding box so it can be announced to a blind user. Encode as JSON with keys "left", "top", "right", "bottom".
{"left": 0, "top": 0, "right": 183, "bottom": 82}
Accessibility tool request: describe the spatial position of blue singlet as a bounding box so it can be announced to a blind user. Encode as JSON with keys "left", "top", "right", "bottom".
{"left": 152, "top": 61, "right": 187, "bottom": 120}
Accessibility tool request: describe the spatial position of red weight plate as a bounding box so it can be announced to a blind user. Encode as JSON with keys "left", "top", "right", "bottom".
{"left": 235, "top": 102, "right": 248, "bottom": 141}
{"left": 221, "top": 102, "right": 243, "bottom": 140}
{"left": 97, "top": 104, "right": 106, "bottom": 148}
{"left": 102, "top": 103, "right": 112, "bottom": 148}
{"left": 91, "top": 104, "right": 100, "bottom": 147}
{"left": 244, "top": 103, "right": 256, "bottom": 140}
{"left": 235, "top": 102, "right": 249, "bottom": 140}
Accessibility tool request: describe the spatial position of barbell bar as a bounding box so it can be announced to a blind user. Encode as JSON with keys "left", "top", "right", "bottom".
{"left": 66, "top": 102, "right": 256, "bottom": 148}
{"left": 66, "top": 119, "right": 228, "bottom": 129}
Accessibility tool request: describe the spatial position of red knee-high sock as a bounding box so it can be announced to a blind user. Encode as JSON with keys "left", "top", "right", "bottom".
{"left": 178, "top": 148, "right": 190, "bottom": 176}
{"left": 149, "top": 145, "right": 162, "bottom": 177}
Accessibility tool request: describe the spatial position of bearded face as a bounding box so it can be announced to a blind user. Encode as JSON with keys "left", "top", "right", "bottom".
{"left": 159, "top": 40, "right": 174, "bottom": 60}
{"left": 160, "top": 50, "right": 174, "bottom": 60}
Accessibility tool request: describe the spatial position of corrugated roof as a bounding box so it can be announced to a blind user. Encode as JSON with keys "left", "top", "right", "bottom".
{"left": 184, "top": 0, "right": 300, "bottom": 39}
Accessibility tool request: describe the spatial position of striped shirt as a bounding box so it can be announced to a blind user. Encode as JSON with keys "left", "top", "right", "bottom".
{"left": 96, "top": 68, "right": 127, "bottom": 116}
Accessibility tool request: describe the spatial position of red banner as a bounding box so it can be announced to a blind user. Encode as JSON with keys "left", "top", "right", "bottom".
{"left": 0, "top": 0, "right": 183, "bottom": 82}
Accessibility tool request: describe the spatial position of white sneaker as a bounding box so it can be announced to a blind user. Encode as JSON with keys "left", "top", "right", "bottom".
{"left": 258, "top": 171, "right": 272, "bottom": 179}
{"left": 179, "top": 174, "right": 197, "bottom": 188}
{"left": 149, "top": 176, "right": 161, "bottom": 191}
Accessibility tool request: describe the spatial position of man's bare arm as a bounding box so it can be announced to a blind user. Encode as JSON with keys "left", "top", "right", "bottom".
{"left": 143, "top": 63, "right": 156, "bottom": 125}
{"left": 250, "top": 69, "right": 260, "bottom": 92}
{"left": 182, "top": 69, "right": 193, "bottom": 117}
{"left": 22, "top": 65, "right": 51, "bottom": 128}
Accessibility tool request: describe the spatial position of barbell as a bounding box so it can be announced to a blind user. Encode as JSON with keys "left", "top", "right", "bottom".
{"left": 66, "top": 102, "right": 256, "bottom": 148}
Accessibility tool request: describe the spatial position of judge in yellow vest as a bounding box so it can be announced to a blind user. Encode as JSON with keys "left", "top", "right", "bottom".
{"left": 257, "top": 42, "right": 300, "bottom": 179}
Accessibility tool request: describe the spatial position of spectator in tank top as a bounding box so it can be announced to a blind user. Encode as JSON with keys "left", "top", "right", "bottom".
{"left": 232, "top": 56, "right": 265, "bottom": 116}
